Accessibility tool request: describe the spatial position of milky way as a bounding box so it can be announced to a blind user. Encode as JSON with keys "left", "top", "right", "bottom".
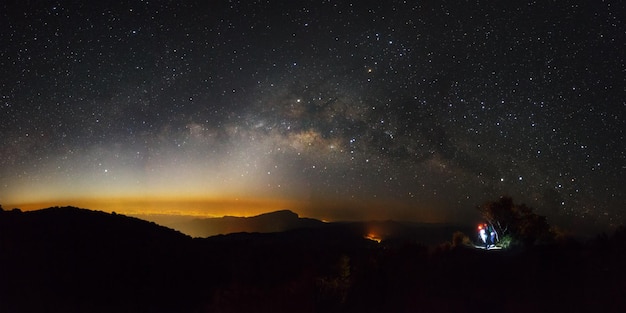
{"left": 1, "top": 1, "right": 624, "bottom": 231}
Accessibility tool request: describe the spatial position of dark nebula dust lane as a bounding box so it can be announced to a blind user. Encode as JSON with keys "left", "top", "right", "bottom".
{"left": 0, "top": 1, "right": 624, "bottom": 231}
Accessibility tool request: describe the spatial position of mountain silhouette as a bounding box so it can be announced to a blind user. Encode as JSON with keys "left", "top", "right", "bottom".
{"left": 167, "top": 209, "right": 326, "bottom": 237}
{"left": 1, "top": 206, "right": 624, "bottom": 313}
{"left": 0, "top": 206, "right": 373, "bottom": 312}
{"left": 0, "top": 207, "right": 202, "bottom": 312}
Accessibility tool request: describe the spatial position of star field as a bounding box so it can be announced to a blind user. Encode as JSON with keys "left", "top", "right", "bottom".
{"left": 1, "top": 1, "right": 624, "bottom": 231}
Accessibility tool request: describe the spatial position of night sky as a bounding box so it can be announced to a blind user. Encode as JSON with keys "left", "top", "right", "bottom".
{"left": 1, "top": 1, "right": 624, "bottom": 232}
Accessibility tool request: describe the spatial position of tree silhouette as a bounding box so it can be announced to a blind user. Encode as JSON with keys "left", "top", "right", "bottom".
{"left": 478, "top": 196, "right": 553, "bottom": 246}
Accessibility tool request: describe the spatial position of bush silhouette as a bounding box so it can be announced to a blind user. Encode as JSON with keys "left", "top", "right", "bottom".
{"left": 451, "top": 231, "right": 470, "bottom": 247}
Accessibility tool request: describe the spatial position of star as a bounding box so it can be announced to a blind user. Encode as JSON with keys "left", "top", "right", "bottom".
{"left": 0, "top": 0, "right": 623, "bottom": 232}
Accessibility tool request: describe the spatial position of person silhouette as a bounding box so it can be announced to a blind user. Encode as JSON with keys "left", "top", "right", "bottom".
{"left": 488, "top": 224, "right": 497, "bottom": 247}
{"left": 479, "top": 224, "right": 488, "bottom": 248}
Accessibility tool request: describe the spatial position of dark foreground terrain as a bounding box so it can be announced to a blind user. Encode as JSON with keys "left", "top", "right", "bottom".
{"left": 1, "top": 207, "right": 625, "bottom": 313}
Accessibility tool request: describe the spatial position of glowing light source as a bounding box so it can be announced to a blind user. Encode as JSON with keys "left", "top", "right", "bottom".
{"left": 365, "top": 233, "right": 382, "bottom": 243}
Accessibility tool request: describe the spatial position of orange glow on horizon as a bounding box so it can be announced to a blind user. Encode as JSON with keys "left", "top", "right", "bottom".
{"left": 5, "top": 194, "right": 449, "bottom": 224}
{"left": 5, "top": 195, "right": 301, "bottom": 218}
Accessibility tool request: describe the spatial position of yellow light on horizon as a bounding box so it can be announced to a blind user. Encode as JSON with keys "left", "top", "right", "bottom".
{"left": 5, "top": 195, "right": 302, "bottom": 218}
